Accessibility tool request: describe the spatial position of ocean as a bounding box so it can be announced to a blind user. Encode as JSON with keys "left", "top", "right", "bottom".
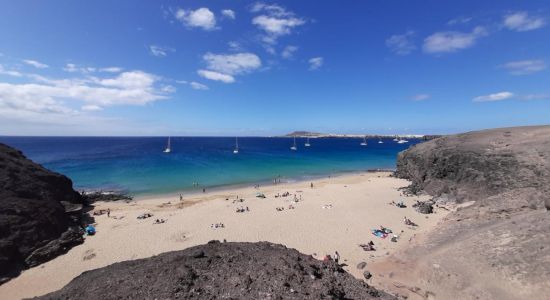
{"left": 0, "top": 136, "right": 420, "bottom": 197}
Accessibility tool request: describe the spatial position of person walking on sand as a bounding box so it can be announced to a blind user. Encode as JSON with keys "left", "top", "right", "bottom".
{"left": 311, "top": 182, "right": 313, "bottom": 188}
{"left": 203, "top": 188, "right": 206, "bottom": 193}
{"left": 107, "top": 208, "right": 110, "bottom": 218}
{"left": 334, "top": 251, "right": 340, "bottom": 264}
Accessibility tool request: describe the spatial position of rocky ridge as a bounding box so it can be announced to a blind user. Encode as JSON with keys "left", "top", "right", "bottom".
{"left": 0, "top": 143, "right": 85, "bottom": 284}
{"left": 36, "top": 241, "right": 395, "bottom": 300}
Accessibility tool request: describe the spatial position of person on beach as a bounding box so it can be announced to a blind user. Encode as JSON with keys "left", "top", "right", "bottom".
{"left": 202, "top": 188, "right": 206, "bottom": 193}
{"left": 334, "top": 251, "right": 340, "bottom": 263}
{"left": 107, "top": 209, "right": 110, "bottom": 218}
{"left": 311, "top": 182, "right": 313, "bottom": 188}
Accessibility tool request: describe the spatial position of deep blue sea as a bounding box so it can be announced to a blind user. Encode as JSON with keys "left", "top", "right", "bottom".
{"left": 0, "top": 137, "right": 420, "bottom": 196}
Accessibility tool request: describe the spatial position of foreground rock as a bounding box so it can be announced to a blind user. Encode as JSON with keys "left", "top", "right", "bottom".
{"left": 37, "top": 241, "right": 395, "bottom": 300}
{"left": 392, "top": 126, "right": 550, "bottom": 299}
{"left": 0, "top": 143, "right": 85, "bottom": 284}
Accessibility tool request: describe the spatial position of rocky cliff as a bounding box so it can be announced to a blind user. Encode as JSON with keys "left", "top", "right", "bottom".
{"left": 37, "top": 241, "right": 395, "bottom": 300}
{"left": 391, "top": 126, "right": 550, "bottom": 299}
{"left": 0, "top": 143, "right": 85, "bottom": 284}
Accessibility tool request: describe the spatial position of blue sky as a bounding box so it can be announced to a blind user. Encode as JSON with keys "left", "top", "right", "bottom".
{"left": 0, "top": 0, "right": 548, "bottom": 136}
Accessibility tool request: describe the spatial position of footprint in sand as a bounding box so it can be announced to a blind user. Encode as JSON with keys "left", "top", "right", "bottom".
{"left": 170, "top": 231, "right": 190, "bottom": 243}
{"left": 82, "top": 249, "right": 96, "bottom": 261}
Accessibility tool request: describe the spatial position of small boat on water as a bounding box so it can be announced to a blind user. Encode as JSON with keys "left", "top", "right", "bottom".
{"left": 397, "top": 137, "right": 408, "bottom": 144}
{"left": 360, "top": 136, "right": 367, "bottom": 146}
{"left": 163, "top": 137, "right": 171, "bottom": 153}
{"left": 393, "top": 136, "right": 399, "bottom": 142}
{"left": 378, "top": 137, "right": 384, "bottom": 144}
{"left": 233, "top": 137, "right": 239, "bottom": 154}
{"left": 290, "top": 136, "right": 297, "bottom": 151}
{"left": 305, "top": 137, "right": 311, "bottom": 147}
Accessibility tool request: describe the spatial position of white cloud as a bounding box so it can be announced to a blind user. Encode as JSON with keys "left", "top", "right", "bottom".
{"left": 473, "top": 91, "right": 514, "bottom": 102}
{"left": 251, "top": 3, "right": 305, "bottom": 46}
{"left": 197, "top": 69, "right": 235, "bottom": 83}
{"left": 412, "top": 94, "right": 430, "bottom": 101}
{"left": 519, "top": 94, "right": 550, "bottom": 101}
{"left": 386, "top": 31, "right": 416, "bottom": 55}
{"left": 221, "top": 9, "right": 235, "bottom": 20}
{"left": 23, "top": 59, "right": 49, "bottom": 69}
{"left": 423, "top": 26, "right": 488, "bottom": 54}
{"left": 63, "top": 63, "right": 96, "bottom": 73}
{"left": 500, "top": 60, "right": 546, "bottom": 75}
{"left": 281, "top": 45, "right": 298, "bottom": 59}
{"left": 308, "top": 57, "right": 323, "bottom": 70}
{"left": 228, "top": 41, "right": 242, "bottom": 52}
{"left": 63, "top": 63, "right": 79, "bottom": 72}
{"left": 0, "top": 70, "right": 171, "bottom": 122}
{"left": 203, "top": 53, "right": 261, "bottom": 75}
{"left": 81, "top": 105, "right": 103, "bottom": 111}
{"left": 447, "top": 16, "right": 472, "bottom": 26}
{"left": 175, "top": 8, "right": 217, "bottom": 30}
{"left": 99, "top": 67, "right": 123, "bottom": 73}
{"left": 503, "top": 12, "right": 545, "bottom": 32}
{"left": 190, "top": 81, "right": 209, "bottom": 90}
{"left": 0, "top": 64, "right": 23, "bottom": 77}
{"left": 149, "top": 45, "right": 175, "bottom": 57}
{"left": 175, "top": 80, "right": 209, "bottom": 90}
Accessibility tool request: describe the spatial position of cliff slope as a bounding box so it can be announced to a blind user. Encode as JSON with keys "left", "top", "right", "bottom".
{"left": 0, "top": 143, "right": 84, "bottom": 284}
{"left": 391, "top": 126, "right": 550, "bottom": 299}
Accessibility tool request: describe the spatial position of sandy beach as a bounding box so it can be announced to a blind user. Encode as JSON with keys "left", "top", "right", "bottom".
{"left": 0, "top": 172, "right": 450, "bottom": 299}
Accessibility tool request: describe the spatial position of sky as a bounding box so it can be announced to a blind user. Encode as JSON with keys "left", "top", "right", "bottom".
{"left": 0, "top": 0, "right": 549, "bottom": 136}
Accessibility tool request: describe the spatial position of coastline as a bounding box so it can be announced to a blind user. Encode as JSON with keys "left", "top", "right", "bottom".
{"left": 0, "top": 171, "right": 450, "bottom": 299}
{"left": 133, "top": 168, "right": 397, "bottom": 201}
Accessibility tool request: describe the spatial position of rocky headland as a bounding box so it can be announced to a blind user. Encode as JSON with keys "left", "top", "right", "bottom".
{"left": 386, "top": 126, "right": 550, "bottom": 299}
{"left": 0, "top": 143, "right": 85, "bottom": 284}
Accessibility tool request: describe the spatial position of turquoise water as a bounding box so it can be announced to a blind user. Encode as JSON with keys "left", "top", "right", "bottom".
{"left": 0, "top": 137, "right": 419, "bottom": 196}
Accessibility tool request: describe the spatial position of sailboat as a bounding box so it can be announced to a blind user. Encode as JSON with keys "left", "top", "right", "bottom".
{"left": 290, "top": 136, "right": 297, "bottom": 151}
{"left": 233, "top": 137, "right": 239, "bottom": 154}
{"left": 163, "top": 136, "right": 171, "bottom": 153}
{"left": 397, "top": 137, "right": 408, "bottom": 144}
{"left": 304, "top": 137, "right": 311, "bottom": 147}
{"left": 393, "top": 135, "right": 399, "bottom": 142}
{"left": 360, "top": 136, "right": 367, "bottom": 146}
{"left": 378, "top": 137, "right": 384, "bottom": 144}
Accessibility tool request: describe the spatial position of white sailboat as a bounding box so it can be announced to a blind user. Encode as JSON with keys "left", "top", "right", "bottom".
{"left": 290, "top": 136, "right": 297, "bottom": 151}
{"left": 393, "top": 135, "right": 399, "bottom": 142}
{"left": 378, "top": 137, "right": 384, "bottom": 144}
{"left": 397, "top": 137, "right": 408, "bottom": 144}
{"left": 360, "top": 136, "right": 367, "bottom": 146}
{"left": 233, "top": 137, "right": 239, "bottom": 154}
{"left": 305, "top": 137, "right": 311, "bottom": 147}
{"left": 163, "top": 136, "right": 171, "bottom": 153}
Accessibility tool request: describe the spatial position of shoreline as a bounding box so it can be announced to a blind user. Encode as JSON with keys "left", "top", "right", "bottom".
{"left": 97, "top": 168, "right": 398, "bottom": 201}
{"left": 0, "top": 171, "right": 450, "bottom": 300}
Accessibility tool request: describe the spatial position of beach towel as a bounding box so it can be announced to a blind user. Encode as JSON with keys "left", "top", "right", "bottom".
{"left": 371, "top": 229, "right": 388, "bottom": 238}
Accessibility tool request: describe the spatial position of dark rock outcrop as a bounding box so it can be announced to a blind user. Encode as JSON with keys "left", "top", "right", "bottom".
{"left": 393, "top": 126, "right": 550, "bottom": 299}
{"left": 396, "top": 126, "right": 550, "bottom": 209}
{"left": 36, "top": 241, "right": 395, "bottom": 300}
{"left": 0, "top": 143, "right": 84, "bottom": 284}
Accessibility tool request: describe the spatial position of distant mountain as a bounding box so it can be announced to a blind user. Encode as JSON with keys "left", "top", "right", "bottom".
{"left": 283, "top": 131, "right": 437, "bottom": 139}
{"left": 284, "top": 131, "right": 324, "bottom": 137}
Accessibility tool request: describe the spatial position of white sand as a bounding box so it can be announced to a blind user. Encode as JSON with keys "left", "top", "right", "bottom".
{"left": 0, "top": 172, "right": 449, "bottom": 299}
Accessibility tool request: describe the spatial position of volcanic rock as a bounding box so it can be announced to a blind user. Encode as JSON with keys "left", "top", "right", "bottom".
{"left": 36, "top": 241, "right": 395, "bottom": 300}
{"left": 0, "top": 143, "right": 84, "bottom": 284}
{"left": 394, "top": 126, "right": 550, "bottom": 299}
